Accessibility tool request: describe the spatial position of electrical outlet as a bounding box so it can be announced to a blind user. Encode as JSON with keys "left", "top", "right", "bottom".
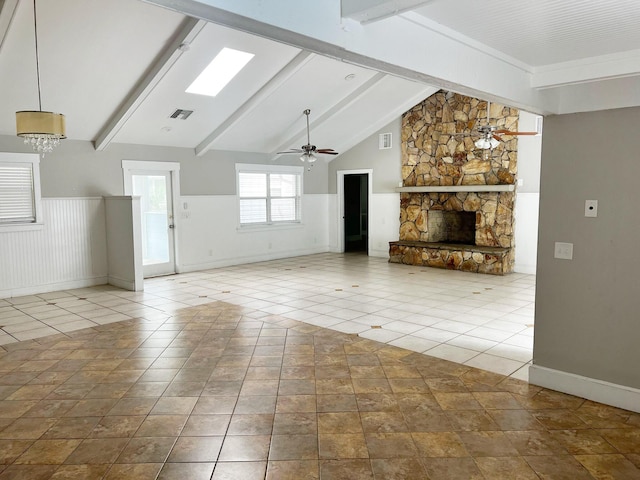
{"left": 585, "top": 200, "right": 598, "bottom": 217}
{"left": 554, "top": 242, "right": 573, "bottom": 260}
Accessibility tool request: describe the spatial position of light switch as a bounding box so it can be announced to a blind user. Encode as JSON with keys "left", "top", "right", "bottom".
{"left": 554, "top": 242, "right": 573, "bottom": 260}
{"left": 585, "top": 200, "right": 598, "bottom": 217}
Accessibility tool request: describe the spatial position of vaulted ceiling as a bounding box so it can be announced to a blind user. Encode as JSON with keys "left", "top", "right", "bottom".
{"left": 1, "top": 0, "right": 638, "bottom": 158}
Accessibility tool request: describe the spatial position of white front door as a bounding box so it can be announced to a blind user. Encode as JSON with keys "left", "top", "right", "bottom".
{"left": 131, "top": 171, "right": 176, "bottom": 277}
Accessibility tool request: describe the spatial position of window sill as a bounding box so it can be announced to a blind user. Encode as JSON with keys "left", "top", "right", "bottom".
{"left": 0, "top": 222, "right": 44, "bottom": 233}
{"left": 237, "top": 222, "right": 303, "bottom": 233}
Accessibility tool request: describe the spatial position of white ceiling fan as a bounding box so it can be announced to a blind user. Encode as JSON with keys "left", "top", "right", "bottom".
{"left": 277, "top": 109, "right": 339, "bottom": 166}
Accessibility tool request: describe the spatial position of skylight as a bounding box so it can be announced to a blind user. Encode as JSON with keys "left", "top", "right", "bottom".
{"left": 186, "top": 47, "right": 254, "bottom": 97}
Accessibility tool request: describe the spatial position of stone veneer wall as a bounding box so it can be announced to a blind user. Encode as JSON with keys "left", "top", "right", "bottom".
{"left": 391, "top": 90, "right": 519, "bottom": 274}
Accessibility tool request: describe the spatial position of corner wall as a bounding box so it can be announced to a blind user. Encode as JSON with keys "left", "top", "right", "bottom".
{"left": 533, "top": 106, "right": 640, "bottom": 407}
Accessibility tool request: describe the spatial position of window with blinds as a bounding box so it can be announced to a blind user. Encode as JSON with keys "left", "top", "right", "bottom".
{"left": 0, "top": 153, "right": 41, "bottom": 225}
{"left": 237, "top": 165, "right": 302, "bottom": 225}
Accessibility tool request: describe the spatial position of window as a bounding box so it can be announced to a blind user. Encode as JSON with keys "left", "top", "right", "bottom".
{"left": 0, "top": 152, "right": 42, "bottom": 228}
{"left": 236, "top": 164, "right": 302, "bottom": 226}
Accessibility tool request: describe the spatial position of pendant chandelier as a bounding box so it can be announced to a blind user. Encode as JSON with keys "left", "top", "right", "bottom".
{"left": 15, "top": 0, "right": 66, "bottom": 155}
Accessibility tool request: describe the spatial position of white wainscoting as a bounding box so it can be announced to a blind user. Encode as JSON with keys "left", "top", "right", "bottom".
{"left": 0, "top": 198, "right": 108, "bottom": 298}
{"left": 514, "top": 192, "right": 540, "bottom": 274}
{"left": 177, "top": 194, "right": 331, "bottom": 272}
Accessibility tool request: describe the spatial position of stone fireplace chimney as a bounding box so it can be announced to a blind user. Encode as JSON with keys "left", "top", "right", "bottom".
{"left": 389, "top": 90, "right": 518, "bottom": 275}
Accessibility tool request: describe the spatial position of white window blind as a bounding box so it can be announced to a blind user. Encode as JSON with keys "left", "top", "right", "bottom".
{"left": 0, "top": 163, "right": 36, "bottom": 224}
{"left": 237, "top": 165, "right": 302, "bottom": 225}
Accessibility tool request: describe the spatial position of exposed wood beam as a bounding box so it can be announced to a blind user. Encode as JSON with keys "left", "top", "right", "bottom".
{"left": 93, "top": 17, "right": 206, "bottom": 151}
{"left": 341, "top": 0, "right": 437, "bottom": 24}
{"left": 271, "top": 72, "right": 387, "bottom": 159}
{"left": 195, "top": 50, "right": 314, "bottom": 156}
{"left": 0, "top": 0, "right": 19, "bottom": 55}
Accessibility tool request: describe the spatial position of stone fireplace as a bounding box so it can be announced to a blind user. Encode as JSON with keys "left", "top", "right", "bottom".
{"left": 389, "top": 91, "right": 518, "bottom": 275}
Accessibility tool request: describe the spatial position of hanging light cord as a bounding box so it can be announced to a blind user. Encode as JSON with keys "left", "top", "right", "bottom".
{"left": 33, "top": 0, "right": 42, "bottom": 111}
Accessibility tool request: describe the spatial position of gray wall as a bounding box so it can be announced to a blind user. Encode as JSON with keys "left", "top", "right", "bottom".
{"left": 0, "top": 135, "right": 328, "bottom": 197}
{"left": 328, "top": 118, "right": 402, "bottom": 194}
{"left": 535, "top": 106, "right": 640, "bottom": 389}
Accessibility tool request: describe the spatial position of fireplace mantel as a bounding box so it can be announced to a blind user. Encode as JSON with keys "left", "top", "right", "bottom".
{"left": 395, "top": 185, "right": 515, "bottom": 193}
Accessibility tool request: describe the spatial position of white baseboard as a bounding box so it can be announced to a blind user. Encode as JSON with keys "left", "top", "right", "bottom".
{"left": 178, "top": 246, "right": 330, "bottom": 273}
{"left": 529, "top": 364, "right": 640, "bottom": 413}
{"left": 514, "top": 263, "right": 537, "bottom": 275}
{"left": 108, "top": 275, "right": 140, "bottom": 292}
{"left": 0, "top": 276, "right": 109, "bottom": 299}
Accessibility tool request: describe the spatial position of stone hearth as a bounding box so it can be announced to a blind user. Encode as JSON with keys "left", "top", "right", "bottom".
{"left": 389, "top": 90, "right": 518, "bottom": 275}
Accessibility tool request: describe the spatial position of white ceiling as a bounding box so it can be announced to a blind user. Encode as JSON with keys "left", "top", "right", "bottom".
{"left": 1, "top": 0, "right": 639, "bottom": 157}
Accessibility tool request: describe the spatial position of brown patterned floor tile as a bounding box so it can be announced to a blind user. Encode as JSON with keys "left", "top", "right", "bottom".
{"left": 211, "top": 461, "right": 266, "bottom": 480}
{"left": 504, "top": 430, "right": 569, "bottom": 455}
{"left": 278, "top": 379, "right": 315, "bottom": 395}
{"left": 551, "top": 429, "right": 618, "bottom": 454}
{"left": 116, "top": 436, "right": 176, "bottom": 463}
{"left": 524, "top": 454, "right": 597, "bottom": 479}
{"left": 103, "top": 463, "right": 163, "bottom": 480}
{"left": 403, "top": 410, "right": 454, "bottom": 432}
{"left": 411, "top": 431, "right": 468, "bottom": 457}
{"left": 422, "top": 457, "right": 484, "bottom": 480}
{"left": 349, "top": 366, "right": 386, "bottom": 379}
{"left": 239, "top": 379, "right": 279, "bottom": 396}
{"left": 317, "top": 394, "right": 358, "bottom": 412}
{"left": 218, "top": 434, "right": 271, "bottom": 461}
{"left": 276, "top": 394, "right": 316, "bottom": 413}
{"left": 532, "top": 409, "right": 590, "bottom": 430}
{"left": 0, "top": 417, "right": 57, "bottom": 439}
{"left": 200, "top": 381, "right": 242, "bottom": 396}
{"left": 360, "top": 411, "right": 408, "bottom": 433}
{"left": 365, "top": 432, "right": 418, "bottom": 458}
{"left": 475, "top": 456, "right": 540, "bottom": 479}
{"left": 352, "top": 378, "right": 392, "bottom": 394}
{"left": 445, "top": 409, "right": 500, "bottom": 431}
{"left": 0, "top": 400, "right": 38, "bottom": 418}
{"left": 266, "top": 460, "right": 319, "bottom": 480}
{"left": 48, "top": 464, "right": 110, "bottom": 479}
{"left": 272, "top": 413, "right": 317, "bottom": 435}
{"left": 355, "top": 393, "right": 399, "bottom": 412}
{"left": 136, "top": 414, "right": 189, "bottom": 437}
{"left": 89, "top": 415, "right": 145, "bottom": 438}
{"left": 150, "top": 396, "right": 197, "bottom": 415}
{"left": 433, "top": 392, "right": 483, "bottom": 410}
{"left": 64, "top": 398, "right": 119, "bottom": 417}
{"left": 598, "top": 429, "right": 640, "bottom": 453}
{"left": 575, "top": 453, "right": 640, "bottom": 479}
{"left": 319, "top": 433, "right": 369, "bottom": 459}
{"left": 319, "top": 459, "right": 373, "bottom": 480}
{"left": 22, "top": 399, "right": 78, "bottom": 418}
{"left": 234, "top": 395, "right": 277, "bottom": 414}
{"left": 64, "top": 437, "right": 129, "bottom": 464}
{"left": 0, "top": 439, "right": 34, "bottom": 464}
{"left": 227, "top": 413, "right": 274, "bottom": 435}
{"left": 157, "top": 462, "right": 215, "bottom": 480}
{"left": 6, "top": 384, "right": 58, "bottom": 400}
{"left": 315, "top": 378, "right": 354, "bottom": 394}
{"left": 166, "top": 436, "right": 223, "bottom": 462}
{"left": 269, "top": 434, "right": 319, "bottom": 460}
{"left": 14, "top": 440, "right": 81, "bottom": 465}
{"left": 458, "top": 431, "right": 520, "bottom": 457}
{"left": 123, "top": 381, "right": 168, "bottom": 398}
{"left": 387, "top": 378, "right": 430, "bottom": 394}
{"left": 0, "top": 464, "right": 58, "bottom": 480}
{"left": 193, "top": 395, "right": 237, "bottom": 414}
{"left": 42, "top": 416, "right": 101, "bottom": 439}
{"left": 489, "top": 409, "right": 546, "bottom": 430}
{"left": 370, "top": 457, "right": 428, "bottom": 480}
{"left": 107, "top": 397, "right": 157, "bottom": 416}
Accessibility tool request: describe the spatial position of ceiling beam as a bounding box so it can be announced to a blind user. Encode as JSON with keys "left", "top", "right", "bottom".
{"left": 195, "top": 50, "right": 314, "bottom": 156}
{"left": 341, "top": 0, "right": 437, "bottom": 24}
{"left": 93, "top": 17, "right": 206, "bottom": 151}
{"left": 0, "top": 0, "right": 19, "bottom": 55}
{"left": 271, "top": 72, "right": 387, "bottom": 159}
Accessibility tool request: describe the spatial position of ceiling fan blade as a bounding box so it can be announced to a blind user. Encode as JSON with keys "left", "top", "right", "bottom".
{"left": 492, "top": 135, "right": 502, "bottom": 142}
{"left": 494, "top": 130, "right": 539, "bottom": 136}
{"left": 316, "top": 148, "right": 338, "bottom": 154}
{"left": 277, "top": 149, "right": 304, "bottom": 154}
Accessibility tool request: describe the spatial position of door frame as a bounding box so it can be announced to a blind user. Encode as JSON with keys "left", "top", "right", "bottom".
{"left": 336, "top": 169, "right": 372, "bottom": 254}
{"left": 122, "top": 160, "right": 181, "bottom": 275}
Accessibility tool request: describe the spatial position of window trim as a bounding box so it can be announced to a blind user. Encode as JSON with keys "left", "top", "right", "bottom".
{"left": 0, "top": 152, "right": 43, "bottom": 232}
{"left": 235, "top": 163, "right": 303, "bottom": 228}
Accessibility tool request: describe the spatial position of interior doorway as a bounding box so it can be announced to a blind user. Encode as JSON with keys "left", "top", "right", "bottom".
{"left": 344, "top": 173, "right": 369, "bottom": 253}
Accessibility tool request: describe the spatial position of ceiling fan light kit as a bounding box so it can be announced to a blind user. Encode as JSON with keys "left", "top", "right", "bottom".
{"left": 277, "top": 109, "right": 339, "bottom": 170}
{"left": 16, "top": 0, "right": 66, "bottom": 155}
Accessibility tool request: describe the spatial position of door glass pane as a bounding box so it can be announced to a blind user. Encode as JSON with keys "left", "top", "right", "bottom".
{"left": 132, "top": 175, "right": 169, "bottom": 265}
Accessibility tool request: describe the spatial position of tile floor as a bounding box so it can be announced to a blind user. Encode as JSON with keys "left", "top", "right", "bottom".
{"left": 0, "top": 253, "right": 535, "bottom": 380}
{"left": 0, "top": 300, "right": 638, "bottom": 479}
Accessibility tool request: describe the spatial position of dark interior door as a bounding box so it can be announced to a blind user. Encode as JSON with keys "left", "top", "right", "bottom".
{"left": 344, "top": 174, "right": 368, "bottom": 253}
